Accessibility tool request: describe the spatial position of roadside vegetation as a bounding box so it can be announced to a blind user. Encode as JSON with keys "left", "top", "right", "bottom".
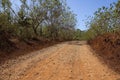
{"left": 86, "top": 0, "right": 120, "bottom": 74}
{"left": 0, "top": 0, "right": 84, "bottom": 52}
{"left": 0, "top": 0, "right": 120, "bottom": 71}
{"left": 0, "top": 0, "right": 120, "bottom": 77}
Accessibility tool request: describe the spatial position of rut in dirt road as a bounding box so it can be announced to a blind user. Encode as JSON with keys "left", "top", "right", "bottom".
{"left": 0, "top": 41, "right": 120, "bottom": 80}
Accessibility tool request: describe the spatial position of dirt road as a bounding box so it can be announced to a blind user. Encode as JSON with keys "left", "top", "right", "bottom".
{"left": 0, "top": 41, "right": 120, "bottom": 80}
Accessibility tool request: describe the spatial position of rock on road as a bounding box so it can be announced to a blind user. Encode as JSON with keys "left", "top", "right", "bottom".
{"left": 0, "top": 41, "right": 120, "bottom": 80}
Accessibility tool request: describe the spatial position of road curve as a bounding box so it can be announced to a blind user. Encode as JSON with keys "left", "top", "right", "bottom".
{"left": 0, "top": 41, "right": 120, "bottom": 80}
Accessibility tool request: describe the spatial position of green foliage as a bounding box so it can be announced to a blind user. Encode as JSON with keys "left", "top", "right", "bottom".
{"left": 0, "top": 0, "right": 81, "bottom": 50}
{"left": 0, "top": 12, "right": 15, "bottom": 51}
{"left": 86, "top": 0, "right": 120, "bottom": 39}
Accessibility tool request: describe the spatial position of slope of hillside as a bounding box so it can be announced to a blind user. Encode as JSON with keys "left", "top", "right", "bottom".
{"left": 89, "top": 32, "right": 120, "bottom": 74}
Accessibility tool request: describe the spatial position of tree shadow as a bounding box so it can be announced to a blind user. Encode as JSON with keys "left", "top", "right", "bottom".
{"left": 67, "top": 41, "right": 87, "bottom": 46}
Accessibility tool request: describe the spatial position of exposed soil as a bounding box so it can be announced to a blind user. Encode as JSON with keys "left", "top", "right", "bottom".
{"left": 89, "top": 32, "right": 120, "bottom": 74}
{"left": 0, "top": 38, "right": 60, "bottom": 66}
{"left": 0, "top": 41, "right": 120, "bottom": 80}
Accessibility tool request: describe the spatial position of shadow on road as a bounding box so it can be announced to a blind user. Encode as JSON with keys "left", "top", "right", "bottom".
{"left": 67, "top": 41, "right": 87, "bottom": 46}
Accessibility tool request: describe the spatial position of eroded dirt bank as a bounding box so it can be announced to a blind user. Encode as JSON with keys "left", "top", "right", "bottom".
{"left": 0, "top": 41, "right": 120, "bottom": 80}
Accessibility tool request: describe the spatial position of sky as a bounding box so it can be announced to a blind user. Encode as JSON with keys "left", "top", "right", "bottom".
{"left": 66, "top": 0, "right": 118, "bottom": 30}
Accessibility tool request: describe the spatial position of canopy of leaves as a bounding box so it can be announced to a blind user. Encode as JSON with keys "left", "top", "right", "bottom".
{"left": 86, "top": 0, "right": 120, "bottom": 39}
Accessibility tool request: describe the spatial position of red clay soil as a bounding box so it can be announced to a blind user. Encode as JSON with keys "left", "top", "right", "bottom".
{"left": 1, "top": 41, "right": 119, "bottom": 80}
{"left": 0, "top": 38, "right": 60, "bottom": 65}
{"left": 89, "top": 32, "right": 120, "bottom": 74}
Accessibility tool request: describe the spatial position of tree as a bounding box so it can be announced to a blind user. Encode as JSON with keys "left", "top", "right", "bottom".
{"left": 86, "top": 0, "right": 120, "bottom": 39}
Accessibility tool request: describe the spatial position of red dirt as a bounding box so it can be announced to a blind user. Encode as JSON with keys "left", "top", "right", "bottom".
{"left": 0, "top": 41, "right": 119, "bottom": 80}
{"left": 89, "top": 32, "right": 120, "bottom": 74}
{"left": 0, "top": 38, "right": 60, "bottom": 65}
